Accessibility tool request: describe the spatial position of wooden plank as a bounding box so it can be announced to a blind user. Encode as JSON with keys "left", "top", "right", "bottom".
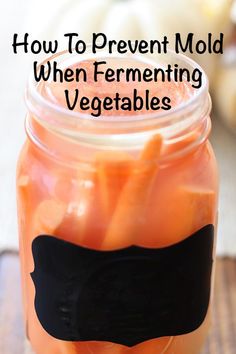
{"left": 0, "top": 254, "right": 236, "bottom": 354}
{"left": 0, "top": 252, "right": 25, "bottom": 354}
{"left": 202, "top": 259, "right": 236, "bottom": 354}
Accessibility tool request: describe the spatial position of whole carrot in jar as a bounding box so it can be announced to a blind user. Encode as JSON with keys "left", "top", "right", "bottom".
{"left": 17, "top": 50, "right": 218, "bottom": 354}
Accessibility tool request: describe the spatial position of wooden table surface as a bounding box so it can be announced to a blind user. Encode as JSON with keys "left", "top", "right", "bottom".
{"left": 0, "top": 252, "right": 236, "bottom": 354}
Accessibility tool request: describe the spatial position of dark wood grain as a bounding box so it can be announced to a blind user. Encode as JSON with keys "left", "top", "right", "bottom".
{"left": 0, "top": 253, "right": 236, "bottom": 354}
{"left": 202, "top": 259, "right": 236, "bottom": 354}
{"left": 0, "top": 252, "right": 25, "bottom": 354}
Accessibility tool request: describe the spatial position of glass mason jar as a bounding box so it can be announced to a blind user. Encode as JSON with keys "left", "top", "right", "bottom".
{"left": 17, "top": 50, "right": 218, "bottom": 354}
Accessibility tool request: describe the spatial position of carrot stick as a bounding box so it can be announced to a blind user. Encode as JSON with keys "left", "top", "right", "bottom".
{"left": 128, "top": 337, "right": 174, "bottom": 354}
{"left": 140, "top": 134, "right": 163, "bottom": 162}
{"left": 101, "top": 135, "right": 163, "bottom": 250}
{"left": 95, "top": 151, "right": 134, "bottom": 222}
{"left": 55, "top": 175, "right": 96, "bottom": 245}
{"left": 145, "top": 185, "right": 216, "bottom": 248}
{"left": 32, "top": 199, "right": 67, "bottom": 236}
{"left": 60, "top": 342, "right": 79, "bottom": 354}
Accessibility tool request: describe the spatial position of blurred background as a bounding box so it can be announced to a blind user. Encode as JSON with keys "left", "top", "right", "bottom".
{"left": 0, "top": 0, "right": 235, "bottom": 254}
{"left": 0, "top": 1, "right": 236, "bottom": 354}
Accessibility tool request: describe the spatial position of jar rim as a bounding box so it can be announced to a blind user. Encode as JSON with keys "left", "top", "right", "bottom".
{"left": 26, "top": 47, "right": 210, "bottom": 139}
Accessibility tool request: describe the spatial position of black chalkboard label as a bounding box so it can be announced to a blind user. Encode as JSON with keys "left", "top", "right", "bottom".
{"left": 31, "top": 225, "right": 214, "bottom": 347}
